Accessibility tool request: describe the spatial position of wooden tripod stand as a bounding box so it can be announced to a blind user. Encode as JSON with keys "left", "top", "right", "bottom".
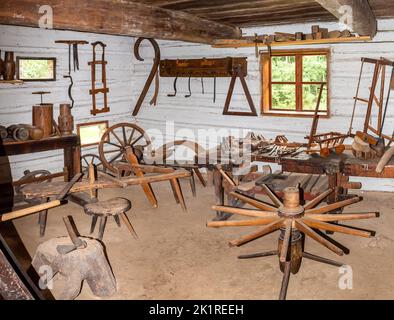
{"left": 208, "top": 186, "right": 379, "bottom": 300}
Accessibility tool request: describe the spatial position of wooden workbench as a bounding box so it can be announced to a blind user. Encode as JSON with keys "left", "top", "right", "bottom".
{"left": 2, "top": 135, "right": 81, "bottom": 181}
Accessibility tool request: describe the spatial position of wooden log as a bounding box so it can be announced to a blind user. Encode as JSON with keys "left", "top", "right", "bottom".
{"left": 32, "top": 237, "right": 116, "bottom": 300}
{"left": 314, "top": 0, "right": 377, "bottom": 37}
{"left": 376, "top": 147, "right": 394, "bottom": 173}
{"left": 0, "top": 0, "right": 241, "bottom": 44}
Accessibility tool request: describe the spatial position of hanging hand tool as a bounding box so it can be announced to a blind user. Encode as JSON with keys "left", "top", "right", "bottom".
{"left": 55, "top": 40, "right": 88, "bottom": 109}
{"left": 63, "top": 75, "right": 74, "bottom": 109}
{"left": 168, "top": 77, "right": 178, "bottom": 97}
{"left": 185, "top": 77, "right": 192, "bottom": 98}
{"left": 201, "top": 78, "right": 205, "bottom": 95}
{"left": 132, "top": 38, "right": 161, "bottom": 116}
{"left": 55, "top": 40, "right": 89, "bottom": 73}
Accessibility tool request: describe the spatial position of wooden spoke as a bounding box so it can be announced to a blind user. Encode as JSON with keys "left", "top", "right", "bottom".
{"left": 207, "top": 217, "right": 281, "bottom": 228}
{"left": 127, "top": 128, "right": 136, "bottom": 145}
{"left": 261, "top": 184, "right": 283, "bottom": 207}
{"left": 99, "top": 123, "right": 151, "bottom": 173}
{"left": 211, "top": 205, "right": 278, "bottom": 219}
{"left": 111, "top": 131, "right": 124, "bottom": 146}
{"left": 122, "top": 126, "right": 128, "bottom": 146}
{"left": 303, "top": 218, "right": 374, "bottom": 238}
{"left": 279, "top": 219, "right": 293, "bottom": 262}
{"left": 295, "top": 220, "right": 344, "bottom": 256}
{"left": 305, "top": 197, "right": 362, "bottom": 215}
{"left": 130, "top": 134, "right": 144, "bottom": 147}
{"left": 306, "top": 212, "right": 380, "bottom": 222}
{"left": 304, "top": 189, "right": 334, "bottom": 210}
{"left": 108, "top": 152, "right": 123, "bottom": 164}
{"left": 280, "top": 219, "right": 292, "bottom": 263}
{"left": 106, "top": 142, "right": 122, "bottom": 149}
{"left": 229, "top": 219, "right": 284, "bottom": 247}
{"left": 229, "top": 192, "right": 277, "bottom": 212}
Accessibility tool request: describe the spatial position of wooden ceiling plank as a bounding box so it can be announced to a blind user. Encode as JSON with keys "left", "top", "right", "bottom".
{"left": 0, "top": 0, "right": 241, "bottom": 44}
{"left": 315, "top": 0, "right": 377, "bottom": 36}
{"left": 197, "top": 3, "right": 333, "bottom": 21}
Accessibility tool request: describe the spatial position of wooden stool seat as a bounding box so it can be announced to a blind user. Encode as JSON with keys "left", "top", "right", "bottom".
{"left": 84, "top": 198, "right": 131, "bottom": 217}
{"left": 83, "top": 198, "right": 137, "bottom": 241}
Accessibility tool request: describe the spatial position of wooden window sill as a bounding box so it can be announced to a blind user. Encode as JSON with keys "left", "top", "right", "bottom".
{"left": 262, "top": 110, "right": 330, "bottom": 119}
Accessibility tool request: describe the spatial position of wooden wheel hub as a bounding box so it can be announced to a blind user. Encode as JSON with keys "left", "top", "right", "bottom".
{"left": 278, "top": 187, "right": 305, "bottom": 218}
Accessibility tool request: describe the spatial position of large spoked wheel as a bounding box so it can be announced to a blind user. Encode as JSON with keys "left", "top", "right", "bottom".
{"left": 81, "top": 154, "right": 106, "bottom": 174}
{"left": 98, "top": 123, "right": 151, "bottom": 173}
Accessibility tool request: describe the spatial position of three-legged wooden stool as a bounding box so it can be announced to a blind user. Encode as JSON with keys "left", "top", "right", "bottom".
{"left": 84, "top": 198, "right": 138, "bottom": 241}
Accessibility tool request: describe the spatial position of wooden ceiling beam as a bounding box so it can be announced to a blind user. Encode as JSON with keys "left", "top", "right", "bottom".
{"left": 315, "top": 0, "right": 377, "bottom": 36}
{"left": 0, "top": 0, "right": 241, "bottom": 44}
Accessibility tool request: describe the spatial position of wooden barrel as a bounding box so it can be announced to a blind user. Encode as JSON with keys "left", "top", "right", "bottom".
{"left": 33, "top": 104, "right": 53, "bottom": 138}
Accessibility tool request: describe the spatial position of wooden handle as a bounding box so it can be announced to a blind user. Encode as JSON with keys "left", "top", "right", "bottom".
{"left": 0, "top": 200, "right": 66, "bottom": 222}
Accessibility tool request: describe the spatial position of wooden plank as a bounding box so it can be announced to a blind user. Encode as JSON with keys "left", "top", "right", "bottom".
{"left": 212, "top": 36, "right": 371, "bottom": 48}
{"left": 314, "top": 0, "right": 377, "bottom": 37}
{"left": 0, "top": 0, "right": 241, "bottom": 44}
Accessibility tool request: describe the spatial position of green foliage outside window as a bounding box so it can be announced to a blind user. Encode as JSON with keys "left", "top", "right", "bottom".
{"left": 271, "top": 54, "right": 327, "bottom": 111}
{"left": 19, "top": 59, "right": 55, "bottom": 80}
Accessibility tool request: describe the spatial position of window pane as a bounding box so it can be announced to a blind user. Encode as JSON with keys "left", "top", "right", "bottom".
{"left": 302, "top": 84, "right": 327, "bottom": 111}
{"left": 271, "top": 56, "right": 296, "bottom": 82}
{"left": 303, "top": 55, "right": 327, "bottom": 82}
{"left": 272, "top": 84, "right": 296, "bottom": 110}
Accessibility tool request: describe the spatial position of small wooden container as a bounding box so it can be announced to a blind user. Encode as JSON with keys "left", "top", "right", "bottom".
{"left": 33, "top": 104, "right": 54, "bottom": 138}
{"left": 58, "top": 104, "right": 74, "bottom": 135}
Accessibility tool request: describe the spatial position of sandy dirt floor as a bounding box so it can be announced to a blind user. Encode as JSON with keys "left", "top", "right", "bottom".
{"left": 10, "top": 181, "right": 394, "bottom": 300}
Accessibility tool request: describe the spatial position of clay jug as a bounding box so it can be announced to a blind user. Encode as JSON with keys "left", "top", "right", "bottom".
{"left": 3, "top": 51, "right": 16, "bottom": 81}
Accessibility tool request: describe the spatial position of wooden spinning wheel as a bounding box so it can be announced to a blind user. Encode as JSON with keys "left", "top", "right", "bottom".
{"left": 152, "top": 140, "right": 207, "bottom": 196}
{"left": 81, "top": 154, "right": 106, "bottom": 174}
{"left": 207, "top": 186, "right": 379, "bottom": 300}
{"left": 98, "top": 123, "right": 151, "bottom": 173}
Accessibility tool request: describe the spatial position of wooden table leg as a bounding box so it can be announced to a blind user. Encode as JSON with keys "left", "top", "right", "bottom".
{"left": 213, "top": 167, "right": 230, "bottom": 221}
{"left": 64, "top": 146, "right": 81, "bottom": 181}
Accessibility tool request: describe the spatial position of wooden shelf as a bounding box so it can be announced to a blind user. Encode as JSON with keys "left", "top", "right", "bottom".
{"left": 212, "top": 36, "right": 372, "bottom": 48}
{"left": 0, "top": 80, "right": 24, "bottom": 85}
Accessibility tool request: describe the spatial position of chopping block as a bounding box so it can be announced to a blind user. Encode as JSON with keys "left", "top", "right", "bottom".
{"left": 32, "top": 237, "right": 116, "bottom": 300}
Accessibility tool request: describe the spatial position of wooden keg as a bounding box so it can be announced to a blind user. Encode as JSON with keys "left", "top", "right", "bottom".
{"left": 33, "top": 104, "right": 54, "bottom": 138}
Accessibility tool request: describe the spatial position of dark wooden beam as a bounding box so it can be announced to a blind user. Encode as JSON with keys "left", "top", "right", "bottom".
{"left": 0, "top": 0, "right": 241, "bottom": 44}
{"left": 315, "top": 0, "right": 377, "bottom": 37}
